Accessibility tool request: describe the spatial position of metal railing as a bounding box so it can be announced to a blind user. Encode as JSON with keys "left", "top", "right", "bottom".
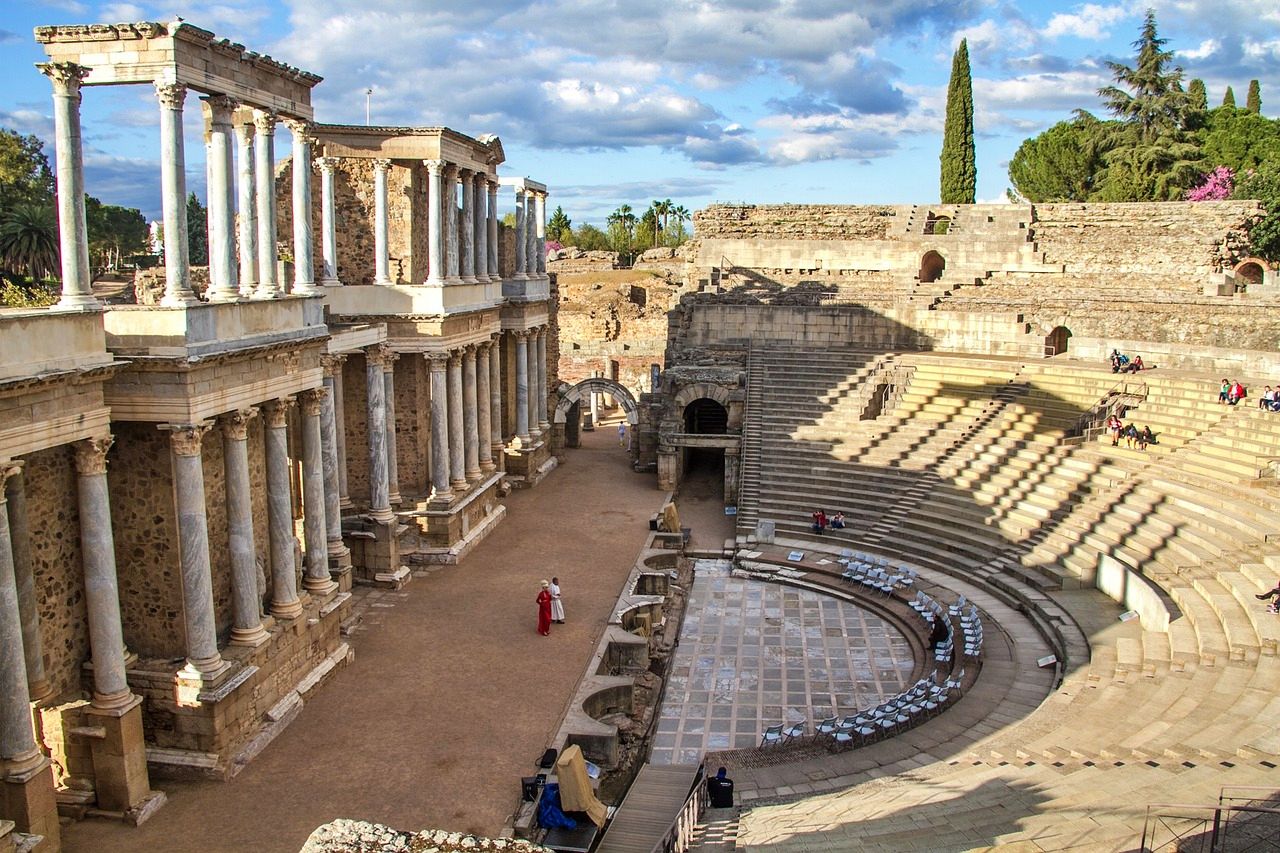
{"left": 1139, "top": 787, "right": 1280, "bottom": 852}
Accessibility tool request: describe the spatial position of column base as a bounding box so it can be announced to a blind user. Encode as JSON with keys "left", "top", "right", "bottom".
{"left": 302, "top": 575, "right": 339, "bottom": 599}
{"left": 26, "top": 680, "right": 55, "bottom": 706}
{"left": 83, "top": 695, "right": 159, "bottom": 816}
{"left": 0, "top": 753, "right": 59, "bottom": 850}
{"left": 321, "top": 277, "right": 342, "bottom": 287}
{"left": 479, "top": 460, "right": 497, "bottom": 473}
{"left": 54, "top": 292, "right": 100, "bottom": 311}
{"left": 229, "top": 624, "right": 271, "bottom": 648}
{"left": 293, "top": 282, "right": 320, "bottom": 296}
{"left": 158, "top": 292, "right": 200, "bottom": 308}
{"left": 388, "top": 490, "right": 403, "bottom": 505}
{"left": 269, "top": 598, "right": 304, "bottom": 621}
{"left": 449, "top": 478, "right": 468, "bottom": 491}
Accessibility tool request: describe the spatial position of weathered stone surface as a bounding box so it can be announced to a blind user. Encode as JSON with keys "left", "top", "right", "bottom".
{"left": 694, "top": 203, "right": 899, "bottom": 241}
{"left": 301, "top": 819, "right": 552, "bottom": 853}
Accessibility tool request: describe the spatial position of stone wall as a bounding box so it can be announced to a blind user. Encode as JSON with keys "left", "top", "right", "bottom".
{"left": 693, "top": 204, "right": 900, "bottom": 241}
{"left": 342, "top": 355, "right": 372, "bottom": 508}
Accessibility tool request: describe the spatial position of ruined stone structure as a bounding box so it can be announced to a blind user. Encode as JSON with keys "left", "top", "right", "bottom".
{"left": 0, "top": 20, "right": 555, "bottom": 851}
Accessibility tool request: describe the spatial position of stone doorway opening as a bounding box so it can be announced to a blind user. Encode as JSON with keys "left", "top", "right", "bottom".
{"left": 1234, "top": 259, "right": 1266, "bottom": 291}
{"left": 683, "top": 398, "right": 728, "bottom": 434}
{"left": 1045, "top": 325, "right": 1070, "bottom": 356}
{"left": 919, "top": 250, "right": 946, "bottom": 283}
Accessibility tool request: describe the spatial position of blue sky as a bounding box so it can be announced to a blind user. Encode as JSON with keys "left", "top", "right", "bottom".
{"left": 2, "top": 1, "right": 1277, "bottom": 226}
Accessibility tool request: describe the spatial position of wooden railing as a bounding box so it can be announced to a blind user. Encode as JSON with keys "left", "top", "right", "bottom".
{"left": 650, "top": 763, "right": 707, "bottom": 853}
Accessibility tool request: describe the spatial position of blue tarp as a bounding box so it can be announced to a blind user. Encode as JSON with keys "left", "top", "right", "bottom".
{"left": 537, "top": 783, "right": 577, "bottom": 829}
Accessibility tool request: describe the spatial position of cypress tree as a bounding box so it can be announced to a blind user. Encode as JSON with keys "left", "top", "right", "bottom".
{"left": 1223, "top": 86, "right": 1236, "bottom": 108}
{"left": 1246, "top": 79, "right": 1261, "bottom": 114}
{"left": 1188, "top": 79, "right": 1207, "bottom": 111}
{"left": 940, "top": 38, "right": 976, "bottom": 204}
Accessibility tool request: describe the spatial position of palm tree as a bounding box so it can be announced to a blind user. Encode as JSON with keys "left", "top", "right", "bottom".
{"left": 0, "top": 202, "right": 59, "bottom": 281}
{"left": 652, "top": 198, "right": 672, "bottom": 246}
{"left": 607, "top": 204, "right": 636, "bottom": 243}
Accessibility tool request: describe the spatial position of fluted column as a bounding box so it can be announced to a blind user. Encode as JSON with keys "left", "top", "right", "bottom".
{"left": 444, "top": 164, "right": 460, "bottom": 283}
{"left": 423, "top": 159, "right": 444, "bottom": 285}
{"left": 165, "top": 424, "right": 228, "bottom": 676}
{"left": 513, "top": 188, "right": 527, "bottom": 280}
{"left": 514, "top": 331, "right": 531, "bottom": 442}
{"left": 474, "top": 172, "right": 489, "bottom": 283}
{"left": 220, "top": 409, "right": 269, "bottom": 647}
{"left": 537, "top": 326, "right": 550, "bottom": 432}
{"left": 317, "top": 157, "right": 341, "bottom": 286}
{"left": 204, "top": 95, "right": 240, "bottom": 302}
{"left": 534, "top": 191, "right": 547, "bottom": 275}
{"left": 527, "top": 192, "right": 540, "bottom": 279}
{"left": 39, "top": 62, "right": 95, "bottom": 309}
{"left": 459, "top": 168, "right": 476, "bottom": 283}
{"left": 428, "top": 354, "right": 452, "bottom": 500}
{"left": 156, "top": 82, "right": 197, "bottom": 306}
{"left": 447, "top": 351, "right": 467, "bottom": 490}
{"left": 319, "top": 357, "right": 350, "bottom": 566}
{"left": 525, "top": 331, "right": 539, "bottom": 439}
{"left": 299, "top": 390, "right": 337, "bottom": 596}
{"left": 365, "top": 347, "right": 394, "bottom": 522}
{"left": 382, "top": 352, "right": 401, "bottom": 504}
{"left": 487, "top": 180, "right": 499, "bottom": 279}
{"left": 262, "top": 400, "right": 302, "bottom": 619}
{"left": 477, "top": 341, "right": 494, "bottom": 473}
{"left": 463, "top": 346, "right": 480, "bottom": 481}
{"left": 234, "top": 119, "right": 259, "bottom": 297}
{"left": 0, "top": 462, "right": 42, "bottom": 773}
{"left": 373, "top": 158, "right": 392, "bottom": 285}
{"left": 253, "top": 109, "right": 281, "bottom": 298}
{"left": 331, "top": 355, "right": 352, "bottom": 509}
{"left": 489, "top": 333, "right": 504, "bottom": 464}
{"left": 72, "top": 437, "right": 133, "bottom": 708}
{"left": 287, "top": 119, "right": 318, "bottom": 295}
{"left": 4, "top": 468, "right": 51, "bottom": 701}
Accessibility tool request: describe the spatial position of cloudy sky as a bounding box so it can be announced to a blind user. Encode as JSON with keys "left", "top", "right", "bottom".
{"left": 1, "top": 1, "right": 1277, "bottom": 225}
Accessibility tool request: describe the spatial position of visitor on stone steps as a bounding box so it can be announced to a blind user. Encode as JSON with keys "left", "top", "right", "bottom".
{"left": 830, "top": 511, "right": 846, "bottom": 529}
{"left": 1256, "top": 581, "right": 1280, "bottom": 603}
{"left": 707, "top": 767, "right": 734, "bottom": 808}
{"left": 536, "top": 580, "right": 553, "bottom": 636}
{"left": 1259, "top": 386, "right": 1275, "bottom": 410}
{"left": 1106, "top": 414, "right": 1123, "bottom": 446}
{"left": 812, "top": 509, "right": 827, "bottom": 534}
{"left": 1228, "top": 380, "right": 1246, "bottom": 406}
{"left": 1219, "top": 379, "right": 1231, "bottom": 404}
{"left": 550, "top": 576, "right": 565, "bottom": 624}
{"left": 1123, "top": 422, "right": 1139, "bottom": 449}
{"left": 1139, "top": 425, "right": 1155, "bottom": 450}
{"left": 1124, "top": 355, "right": 1145, "bottom": 373}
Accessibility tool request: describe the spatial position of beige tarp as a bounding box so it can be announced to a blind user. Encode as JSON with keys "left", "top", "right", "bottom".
{"left": 554, "top": 744, "right": 607, "bottom": 827}
{"left": 660, "top": 502, "right": 681, "bottom": 534}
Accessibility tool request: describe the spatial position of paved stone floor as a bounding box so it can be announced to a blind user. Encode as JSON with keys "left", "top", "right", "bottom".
{"left": 652, "top": 559, "right": 914, "bottom": 764}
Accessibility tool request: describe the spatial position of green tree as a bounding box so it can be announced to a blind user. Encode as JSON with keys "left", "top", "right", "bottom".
{"left": 1223, "top": 86, "right": 1236, "bottom": 108}
{"left": 1008, "top": 115, "right": 1109, "bottom": 201}
{"left": 570, "top": 223, "right": 610, "bottom": 251}
{"left": 1201, "top": 109, "right": 1280, "bottom": 172}
{"left": 0, "top": 130, "right": 54, "bottom": 209}
{"left": 0, "top": 202, "right": 59, "bottom": 281}
{"left": 1098, "top": 11, "right": 1189, "bottom": 142}
{"left": 1233, "top": 162, "right": 1280, "bottom": 261}
{"left": 1188, "top": 78, "right": 1207, "bottom": 111}
{"left": 1246, "top": 79, "right": 1261, "bottom": 114}
{"left": 940, "top": 38, "right": 976, "bottom": 204}
{"left": 668, "top": 204, "right": 691, "bottom": 245}
{"left": 546, "top": 205, "right": 572, "bottom": 243}
{"left": 86, "top": 197, "right": 149, "bottom": 272}
{"left": 606, "top": 204, "right": 637, "bottom": 253}
{"left": 186, "top": 192, "right": 207, "bottom": 266}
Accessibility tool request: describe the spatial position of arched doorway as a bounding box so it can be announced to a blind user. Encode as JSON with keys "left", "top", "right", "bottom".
{"left": 684, "top": 398, "right": 728, "bottom": 434}
{"left": 552, "top": 377, "right": 639, "bottom": 458}
{"left": 919, "top": 251, "right": 945, "bottom": 283}
{"left": 1233, "top": 258, "right": 1267, "bottom": 291}
{"left": 1045, "top": 325, "right": 1070, "bottom": 357}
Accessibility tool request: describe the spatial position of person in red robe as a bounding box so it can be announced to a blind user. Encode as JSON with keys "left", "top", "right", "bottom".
{"left": 536, "top": 580, "right": 553, "bottom": 636}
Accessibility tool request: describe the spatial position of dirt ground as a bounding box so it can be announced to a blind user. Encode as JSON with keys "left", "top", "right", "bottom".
{"left": 63, "top": 422, "right": 669, "bottom": 853}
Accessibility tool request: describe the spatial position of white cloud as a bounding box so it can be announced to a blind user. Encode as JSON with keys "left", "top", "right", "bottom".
{"left": 1043, "top": 3, "right": 1130, "bottom": 41}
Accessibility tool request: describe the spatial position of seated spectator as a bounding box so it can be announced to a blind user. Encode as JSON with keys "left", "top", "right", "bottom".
{"left": 1124, "top": 355, "right": 1145, "bottom": 373}
{"left": 1109, "top": 350, "right": 1123, "bottom": 373}
{"left": 830, "top": 511, "right": 846, "bottom": 529}
{"left": 707, "top": 767, "right": 734, "bottom": 808}
{"left": 1229, "top": 380, "right": 1246, "bottom": 406}
{"left": 811, "top": 509, "right": 827, "bottom": 534}
{"left": 1260, "top": 386, "right": 1275, "bottom": 410}
{"left": 1219, "top": 379, "right": 1231, "bottom": 404}
{"left": 1139, "top": 425, "right": 1155, "bottom": 450}
{"left": 1123, "top": 423, "right": 1139, "bottom": 448}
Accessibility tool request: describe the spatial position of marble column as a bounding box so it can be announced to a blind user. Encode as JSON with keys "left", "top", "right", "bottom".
{"left": 462, "top": 345, "right": 480, "bottom": 482}
{"left": 287, "top": 119, "right": 318, "bottom": 296}
{"left": 299, "top": 389, "right": 337, "bottom": 596}
{"left": 220, "top": 409, "right": 269, "bottom": 647}
{"left": 428, "top": 354, "right": 452, "bottom": 500}
{"left": 473, "top": 172, "right": 489, "bottom": 283}
{"left": 165, "top": 424, "right": 228, "bottom": 676}
{"left": 382, "top": 353, "right": 401, "bottom": 504}
{"left": 365, "top": 347, "right": 394, "bottom": 522}
{"left": 514, "top": 331, "right": 531, "bottom": 442}
{"left": 489, "top": 333, "right": 504, "bottom": 464}
{"left": 3, "top": 469, "right": 50, "bottom": 702}
{"left": 0, "top": 462, "right": 43, "bottom": 773}
{"left": 331, "top": 355, "right": 352, "bottom": 509}
{"left": 447, "top": 352, "right": 467, "bottom": 490}
{"left": 477, "top": 341, "right": 495, "bottom": 473}
{"left": 487, "top": 180, "right": 499, "bottom": 280}
{"left": 317, "top": 157, "right": 341, "bottom": 286}
{"left": 204, "top": 95, "right": 240, "bottom": 302}
{"left": 525, "top": 331, "right": 539, "bottom": 439}
{"left": 39, "top": 62, "right": 95, "bottom": 309}
{"left": 234, "top": 119, "right": 259, "bottom": 297}
{"left": 262, "top": 400, "right": 302, "bottom": 619}
{"left": 513, "top": 188, "right": 527, "bottom": 280}
{"left": 527, "top": 192, "right": 540, "bottom": 279}
{"left": 537, "top": 326, "right": 550, "bottom": 432}
{"left": 319, "top": 357, "right": 351, "bottom": 568}
{"left": 72, "top": 437, "right": 133, "bottom": 708}
{"left": 534, "top": 191, "right": 547, "bottom": 275}
{"left": 459, "top": 168, "right": 476, "bottom": 283}
{"left": 423, "top": 159, "right": 444, "bottom": 285}
{"left": 156, "top": 82, "right": 197, "bottom": 306}
{"left": 373, "top": 158, "right": 392, "bottom": 285}
{"left": 253, "top": 109, "right": 281, "bottom": 298}
{"left": 444, "top": 164, "right": 460, "bottom": 283}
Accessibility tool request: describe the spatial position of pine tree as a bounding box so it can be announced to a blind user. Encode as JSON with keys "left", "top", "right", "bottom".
{"left": 1246, "top": 80, "right": 1261, "bottom": 114}
{"left": 1188, "top": 79, "right": 1207, "bottom": 111}
{"left": 940, "top": 38, "right": 976, "bottom": 204}
{"left": 1223, "top": 86, "right": 1236, "bottom": 108}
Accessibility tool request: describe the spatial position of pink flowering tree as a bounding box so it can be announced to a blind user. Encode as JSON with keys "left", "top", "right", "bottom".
{"left": 1186, "top": 166, "right": 1234, "bottom": 201}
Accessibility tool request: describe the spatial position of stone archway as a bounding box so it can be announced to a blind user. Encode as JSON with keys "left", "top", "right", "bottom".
{"left": 1045, "top": 325, "right": 1071, "bottom": 357}
{"left": 554, "top": 377, "right": 639, "bottom": 426}
{"left": 919, "top": 250, "right": 946, "bottom": 283}
{"left": 1233, "top": 257, "right": 1268, "bottom": 289}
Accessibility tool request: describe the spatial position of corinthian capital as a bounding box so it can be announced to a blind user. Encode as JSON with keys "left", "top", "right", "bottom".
{"left": 0, "top": 460, "right": 25, "bottom": 492}
{"left": 372, "top": 158, "right": 392, "bottom": 173}
{"left": 73, "top": 435, "right": 115, "bottom": 476}
{"left": 202, "top": 94, "right": 238, "bottom": 124}
{"left": 315, "top": 156, "right": 341, "bottom": 174}
{"left": 38, "top": 61, "right": 90, "bottom": 96}
{"left": 165, "top": 423, "right": 212, "bottom": 457}
{"left": 283, "top": 117, "right": 314, "bottom": 144}
{"left": 423, "top": 158, "right": 444, "bottom": 176}
{"left": 299, "top": 387, "right": 328, "bottom": 416}
{"left": 320, "top": 353, "right": 347, "bottom": 375}
{"left": 252, "top": 108, "right": 277, "bottom": 134}
{"left": 154, "top": 81, "right": 188, "bottom": 110}
{"left": 220, "top": 408, "right": 259, "bottom": 441}
{"left": 262, "top": 397, "right": 295, "bottom": 429}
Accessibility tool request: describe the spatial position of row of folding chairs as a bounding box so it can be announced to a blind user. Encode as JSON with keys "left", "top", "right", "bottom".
{"left": 839, "top": 555, "right": 916, "bottom": 595}
{"left": 910, "top": 590, "right": 948, "bottom": 625}
{"left": 961, "top": 606, "right": 983, "bottom": 658}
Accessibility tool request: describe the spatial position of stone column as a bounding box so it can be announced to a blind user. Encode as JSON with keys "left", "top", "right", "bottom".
{"left": 164, "top": 424, "right": 229, "bottom": 676}
{"left": 299, "top": 390, "right": 337, "bottom": 597}
{"left": 444, "top": 164, "right": 460, "bottom": 283}
{"left": 463, "top": 345, "right": 480, "bottom": 482}
{"left": 319, "top": 356, "right": 351, "bottom": 572}
{"left": 3, "top": 469, "right": 50, "bottom": 702}
{"left": 382, "top": 352, "right": 401, "bottom": 504}
{"left": 477, "top": 341, "right": 494, "bottom": 473}
{"left": 287, "top": 119, "right": 318, "bottom": 295}
{"left": 331, "top": 355, "right": 352, "bottom": 509}
{"left": 365, "top": 347, "right": 394, "bottom": 522}
{"left": 220, "top": 409, "right": 269, "bottom": 647}
{"left": 513, "top": 187, "right": 527, "bottom": 280}
{"left": 253, "top": 109, "right": 281, "bottom": 298}
{"left": 423, "top": 159, "right": 444, "bottom": 285}
{"left": 534, "top": 191, "right": 547, "bottom": 275}
{"left": 474, "top": 172, "right": 489, "bottom": 283}
{"left": 527, "top": 192, "right": 540, "bottom": 279}
{"left": 234, "top": 119, "right": 259, "bottom": 297}
{"left": 447, "top": 351, "right": 467, "bottom": 491}
{"left": 262, "top": 400, "right": 302, "bottom": 619}
{"left": 373, "top": 158, "right": 392, "bottom": 285}
{"left": 428, "top": 354, "right": 452, "bottom": 500}
{"left": 204, "top": 95, "right": 240, "bottom": 302}
{"left": 537, "top": 326, "right": 550, "bottom": 432}
{"left": 40, "top": 62, "right": 95, "bottom": 309}
{"left": 489, "top": 333, "right": 504, "bottom": 465}
{"left": 526, "top": 331, "right": 539, "bottom": 439}
{"left": 487, "top": 180, "right": 499, "bottom": 280}
{"left": 459, "top": 168, "right": 476, "bottom": 283}
{"left": 317, "top": 157, "right": 341, "bottom": 286}
{"left": 156, "top": 82, "right": 197, "bottom": 306}
{"left": 514, "top": 331, "right": 531, "bottom": 443}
